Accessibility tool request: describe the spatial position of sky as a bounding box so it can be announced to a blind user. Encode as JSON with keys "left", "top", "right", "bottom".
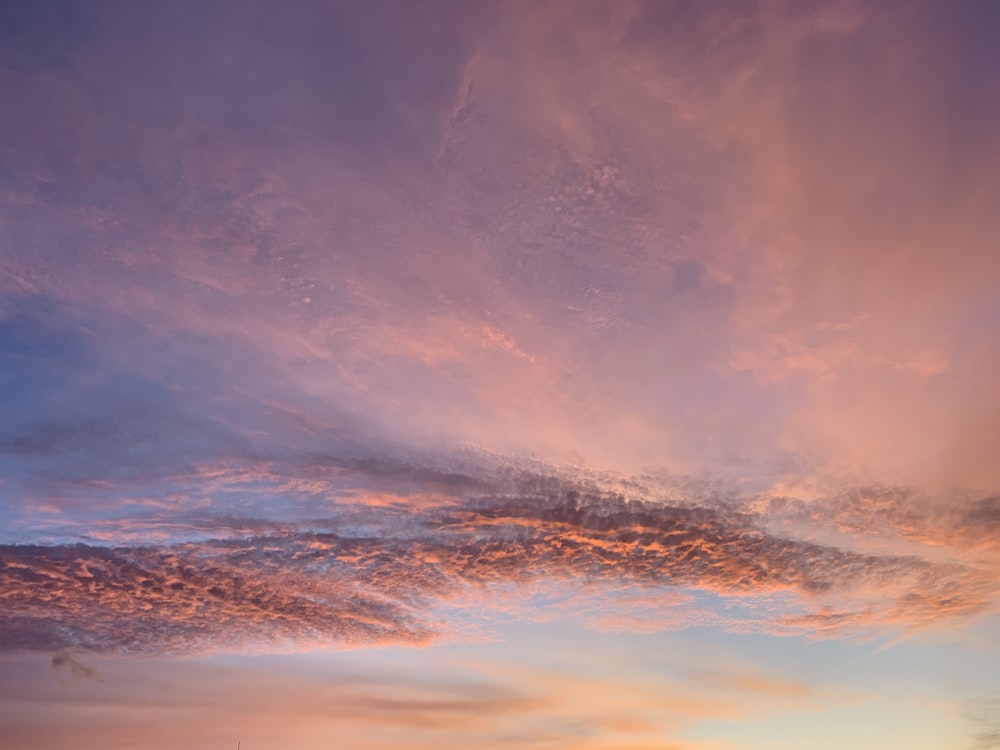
{"left": 1, "top": 0, "right": 999, "bottom": 748}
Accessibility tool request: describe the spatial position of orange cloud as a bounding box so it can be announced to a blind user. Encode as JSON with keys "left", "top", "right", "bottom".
{"left": 3, "top": 465, "right": 994, "bottom": 655}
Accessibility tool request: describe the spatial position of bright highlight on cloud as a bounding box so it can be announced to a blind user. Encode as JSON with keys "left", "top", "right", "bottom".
{"left": 1, "top": 0, "right": 999, "bottom": 748}
{"left": 1, "top": 450, "right": 996, "bottom": 654}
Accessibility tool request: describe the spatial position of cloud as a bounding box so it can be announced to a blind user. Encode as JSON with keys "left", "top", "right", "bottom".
{"left": 0, "top": 297, "right": 994, "bottom": 650}
{"left": 0, "top": 0, "right": 996, "bottom": 718}
{"left": 0, "top": 651, "right": 564, "bottom": 750}
{"left": 0, "top": 539, "right": 435, "bottom": 654}
{"left": 762, "top": 484, "right": 1000, "bottom": 553}
{"left": 2, "top": 0, "right": 999, "bottom": 488}
{"left": 0, "top": 647, "right": 832, "bottom": 750}
{"left": 971, "top": 699, "right": 1000, "bottom": 750}
{"left": 1, "top": 3, "right": 999, "bottom": 748}
{"left": 51, "top": 648, "right": 98, "bottom": 680}
{"left": 2, "top": 459, "right": 994, "bottom": 655}
{"left": 0, "top": 0, "right": 97, "bottom": 74}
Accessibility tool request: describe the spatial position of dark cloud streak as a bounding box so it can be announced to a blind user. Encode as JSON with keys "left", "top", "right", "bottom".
{"left": 51, "top": 648, "right": 98, "bottom": 680}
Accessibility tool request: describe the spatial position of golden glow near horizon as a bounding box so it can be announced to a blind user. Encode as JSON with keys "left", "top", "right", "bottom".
{"left": 1, "top": 1, "right": 999, "bottom": 748}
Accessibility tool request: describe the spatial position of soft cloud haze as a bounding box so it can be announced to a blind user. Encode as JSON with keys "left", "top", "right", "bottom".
{"left": 1, "top": 0, "right": 999, "bottom": 748}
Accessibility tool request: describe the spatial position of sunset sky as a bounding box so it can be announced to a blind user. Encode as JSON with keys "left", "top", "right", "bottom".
{"left": 2, "top": 1, "right": 999, "bottom": 748}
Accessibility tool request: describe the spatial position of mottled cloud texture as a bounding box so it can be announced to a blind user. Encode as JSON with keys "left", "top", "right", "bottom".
{"left": 1, "top": 448, "right": 995, "bottom": 654}
{"left": 1, "top": 1, "right": 1000, "bottom": 748}
{"left": 0, "top": 0, "right": 997, "bottom": 655}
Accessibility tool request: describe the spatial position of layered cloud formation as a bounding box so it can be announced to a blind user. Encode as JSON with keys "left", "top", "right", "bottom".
{"left": 3, "top": 0, "right": 998, "bottom": 485}
{"left": 2, "top": 2, "right": 1000, "bottom": 747}
{"left": 2, "top": 445, "right": 995, "bottom": 654}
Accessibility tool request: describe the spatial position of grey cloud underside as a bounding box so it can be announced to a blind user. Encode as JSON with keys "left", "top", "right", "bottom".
{"left": 1, "top": 479, "right": 990, "bottom": 655}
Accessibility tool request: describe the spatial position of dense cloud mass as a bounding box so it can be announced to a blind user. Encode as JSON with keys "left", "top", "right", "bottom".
{"left": 1, "top": 456, "right": 994, "bottom": 654}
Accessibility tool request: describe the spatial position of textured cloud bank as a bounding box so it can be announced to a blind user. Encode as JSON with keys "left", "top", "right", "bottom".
{"left": 2, "top": 455, "right": 995, "bottom": 654}
{"left": 0, "top": 0, "right": 997, "bottom": 675}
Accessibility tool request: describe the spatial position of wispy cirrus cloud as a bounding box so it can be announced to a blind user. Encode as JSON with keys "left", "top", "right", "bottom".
{"left": 0, "top": 646, "right": 836, "bottom": 750}
{"left": 2, "top": 0, "right": 997, "bottom": 487}
{"left": 0, "top": 298, "right": 995, "bottom": 653}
